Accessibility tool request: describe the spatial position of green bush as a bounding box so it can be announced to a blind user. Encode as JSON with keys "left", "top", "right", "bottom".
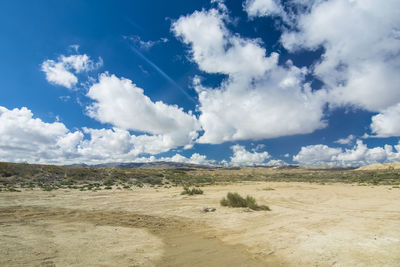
{"left": 5, "top": 187, "right": 21, "bottom": 192}
{"left": 142, "top": 176, "right": 163, "bottom": 185}
{"left": 181, "top": 186, "right": 203, "bottom": 195}
{"left": 220, "top": 192, "right": 247, "bottom": 207}
{"left": 42, "top": 186, "right": 55, "bottom": 191}
{"left": 103, "top": 178, "right": 115, "bottom": 186}
{"left": 220, "top": 192, "right": 270, "bottom": 211}
{"left": 136, "top": 183, "right": 144, "bottom": 188}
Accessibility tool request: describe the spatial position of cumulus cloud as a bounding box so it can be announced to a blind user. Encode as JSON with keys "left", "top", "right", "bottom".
{"left": 0, "top": 106, "right": 201, "bottom": 164}
{"left": 243, "top": 0, "right": 400, "bottom": 139}
{"left": 229, "top": 144, "right": 285, "bottom": 166}
{"left": 229, "top": 145, "right": 287, "bottom": 166}
{"left": 0, "top": 106, "right": 82, "bottom": 163}
{"left": 293, "top": 140, "right": 400, "bottom": 167}
{"left": 243, "top": 0, "right": 284, "bottom": 18}
{"left": 230, "top": 144, "right": 270, "bottom": 166}
{"left": 370, "top": 104, "right": 400, "bottom": 137}
{"left": 279, "top": 0, "right": 400, "bottom": 112}
{"left": 86, "top": 73, "right": 201, "bottom": 150}
{"left": 156, "top": 153, "right": 216, "bottom": 165}
{"left": 76, "top": 128, "right": 186, "bottom": 163}
{"left": 41, "top": 54, "right": 102, "bottom": 88}
{"left": 173, "top": 6, "right": 327, "bottom": 144}
{"left": 293, "top": 144, "right": 342, "bottom": 166}
{"left": 335, "top": 134, "right": 355, "bottom": 145}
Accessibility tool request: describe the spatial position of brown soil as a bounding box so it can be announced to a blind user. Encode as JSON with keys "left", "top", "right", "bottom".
{"left": 1, "top": 182, "right": 399, "bottom": 266}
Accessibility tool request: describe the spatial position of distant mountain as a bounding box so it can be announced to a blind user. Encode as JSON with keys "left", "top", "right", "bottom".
{"left": 67, "top": 163, "right": 90, "bottom": 167}
{"left": 82, "top": 161, "right": 216, "bottom": 170}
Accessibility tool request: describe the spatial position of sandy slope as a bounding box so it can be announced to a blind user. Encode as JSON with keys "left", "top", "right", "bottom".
{"left": 357, "top": 161, "right": 400, "bottom": 170}
{"left": 1, "top": 182, "right": 399, "bottom": 266}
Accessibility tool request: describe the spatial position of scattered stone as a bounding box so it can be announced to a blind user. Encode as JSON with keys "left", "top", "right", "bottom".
{"left": 203, "top": 207, "right": 216, "bottom": 212}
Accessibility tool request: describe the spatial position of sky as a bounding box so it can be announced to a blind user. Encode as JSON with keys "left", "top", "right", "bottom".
{"left": 1, "top": 0, "right": 400, "bottom": 167}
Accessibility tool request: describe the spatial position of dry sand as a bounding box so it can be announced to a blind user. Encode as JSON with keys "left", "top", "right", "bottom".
{"left": 1, "top": 182, "right": 399, "bottom": 266}
{"left": 357, "top": 161, "right": 400, "bottom": 171}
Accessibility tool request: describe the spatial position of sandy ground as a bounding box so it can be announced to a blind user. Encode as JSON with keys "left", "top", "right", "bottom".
{"left": 1, "top": 182, "right": 399, "bottom": 266}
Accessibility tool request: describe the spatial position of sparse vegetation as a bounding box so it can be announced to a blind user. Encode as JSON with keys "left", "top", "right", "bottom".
{"left": 181, "top": 186, "right": 203, "bottom": 195}
{"left": 103, "top": 178, "right": 115, "bottom": 186}
{"left": 220, "top": 192, "right": 270, "bottom": 211}
{"left": 42, "top": 186, "right": 56, "bottom": 191}
{"left": 1, "top": 161, "right": 400, "bottom": 192}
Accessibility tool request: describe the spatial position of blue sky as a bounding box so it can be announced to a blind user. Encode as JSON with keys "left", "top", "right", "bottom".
{"left": 1, "top": 0, "right": 400, "bottom": 166}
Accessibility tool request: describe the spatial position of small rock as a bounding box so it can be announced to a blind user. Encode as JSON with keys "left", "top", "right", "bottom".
{"left": 203, "top": 207, "right": 216, "bottom": 212}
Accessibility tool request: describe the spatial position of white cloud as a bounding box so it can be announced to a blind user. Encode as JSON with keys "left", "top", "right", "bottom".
{"left": 244, "top": 0, "right": 400, "bottom": 139}
{"left": 75, "top": 128, "right": 179, "bottom": 163}
{"left": 173, "top": 9, "right": 277, "bottom": 77}
{"left": 211, "top": 0, "right": 228, "bottom": 13}
{"left": 125, "top": 35, "right": 168, "bottom": 50}
{"left": 280, "top": 0, "right": 400, "bottom": 112}
{"left": 370, "top": 104, "right": 400, "bottom": 137}
{"left": 0, "top": 106, "right": 202, "bottom": 165}
{"left": 69, "top": 44, "right": 80, "bottom": 53}
{"left": 265, "top": 159, "right": 288, "bottom": 166}
{"left": 293, "top": 140, "right": 400, "bottom": 167}
{"left": 228, "top": 145, "right": 287, "bottom": 166}
{"left": 61, "top": 54, "right": 102, "bottom": 73}
{"left": 157, "top": 153, "right": 216, "bottom": 165}
{"left": 230, "top": 144, "right": 270, "bottom": 166}
{"left": 0, "top": 106, "right": 287, "bottom": 166}
{"left": 173, "top": 7, "right": 327, "bottom": 144}
{"left": 335, "top": 134, "right": 355, "bottom": 145}
{"left": 243, "top": 0, "right": 284, "bottom": 18}
{"left": 41, "top": 59, "right": 78, "bottom": 88}
{"left": 0, "top": 106, "right": 82, "bottom": 163}
{"left": 293, "top": 144, "right": 342, "bottom": 166}
{"left": 86, "top": 73, "right": 201, "bottom": 150}
{"left": 41, "top": 54, "right": 102, "bottom": 89}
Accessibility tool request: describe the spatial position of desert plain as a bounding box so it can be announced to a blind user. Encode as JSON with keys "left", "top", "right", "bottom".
{"left": 1, "top": 180, "right": 400, "bottom": 266}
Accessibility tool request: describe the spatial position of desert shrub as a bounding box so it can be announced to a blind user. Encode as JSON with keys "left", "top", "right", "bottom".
{"left": 142, "top": 176, "right": 163, "bottom": 185}
{"left": 181, "top": 186, "right": 203, "bottom": 195}
{"left": 245, "top": 195, "right": 270, "bottom": 211}
{"left": 5, "top": 187, "right": 21, "bottom": 192}
{"left": 42, "top": 186, "right": 55, "bottom": 191}
{"left": 220, "top": 192, "right": 270, "bottom": 211}
{"left": 103, "top": 178, "right": 115, "bottom": 186}
{"left": 104, "top": 185, "right": 112, "bottom": 190}
{"left": 130, "top": 180, "right": 144, "bottom": 187}
{"left": 220, "top": 192, "right": 247, "bottom": 207}
{"left": 61, "top": 178, "right": 74, "bottom": 186}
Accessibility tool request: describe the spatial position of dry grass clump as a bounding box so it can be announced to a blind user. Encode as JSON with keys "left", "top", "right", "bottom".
{"left": 181, "top": 186, "right": 203, "bottom": 195}
{"left": 220, "top": 192, "right": 270, "bottom": 211}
